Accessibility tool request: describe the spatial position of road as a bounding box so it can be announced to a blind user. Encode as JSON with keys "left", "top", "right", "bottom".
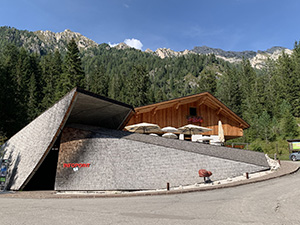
{"left": 1, "top": 170, "right": 300, "bottom": 225}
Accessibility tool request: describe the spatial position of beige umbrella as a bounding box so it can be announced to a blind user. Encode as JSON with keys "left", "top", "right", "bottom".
{"left": 162, "top": 132, "right": 178, "bottom": 139}
{"left": 178, "top": 124, "right": 212, "bottom": 135}
{"left": 218, "top": 120, "right": 225, "bottom": 143}
{"left": 125, "top": 122, "right": 161, "bottom": 134}
{"left": 161, "top": 126, "right": 179, "bottom": 133}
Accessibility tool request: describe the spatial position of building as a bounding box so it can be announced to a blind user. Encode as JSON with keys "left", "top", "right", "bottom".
{"left": 0, "top": 88, "right": 268, "bottom": 191}
{"left": 127, "top": 92, "right": 250, "bottom": 141}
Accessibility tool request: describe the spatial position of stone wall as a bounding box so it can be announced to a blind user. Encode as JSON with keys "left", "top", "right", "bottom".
{"left": 55, "top": 127, "right": 268, "bottom": 191}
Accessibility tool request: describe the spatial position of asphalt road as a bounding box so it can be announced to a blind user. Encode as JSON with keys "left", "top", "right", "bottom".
{"left": 1, "top": 170, "right": 300, "bottom": 225}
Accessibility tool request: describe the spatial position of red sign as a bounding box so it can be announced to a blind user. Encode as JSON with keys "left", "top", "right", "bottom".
{"left": 63, "top": 163, "right": 91, "bottom": 168}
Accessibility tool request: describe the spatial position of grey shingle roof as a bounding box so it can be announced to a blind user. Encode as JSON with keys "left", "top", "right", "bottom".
{"left": 68, "top": 124, "right": 269, "bottom": 168}
{"left": 55, "top": 124, "right": 269, "bottom": 191}
{"left": 1, "top": 89, "right": 76, "bottom": 190}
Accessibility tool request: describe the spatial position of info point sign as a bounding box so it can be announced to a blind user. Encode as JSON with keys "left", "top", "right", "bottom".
{"left": 64, "top": 163, "right": 91, "bottom": 168}
{"left": 288, "top": 140, "right": 300, "bottom": 152}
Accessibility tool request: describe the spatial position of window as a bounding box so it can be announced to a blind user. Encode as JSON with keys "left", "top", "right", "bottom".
{"left": 189, "top": 107, "right": 197, "bottom": 116}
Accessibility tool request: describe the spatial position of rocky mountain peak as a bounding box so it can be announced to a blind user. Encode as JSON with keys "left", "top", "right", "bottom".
{"left": 147, "top": 45, "right": 292, "bottom": 69}
{"left": 34, "top": 29, "right": 98, "bottom": 51}
{"left": 114, "top": 42, "right": 131, "bottom": 50}
{"left": 0, "top": 26, "right": 292, "bottom": 69}
{"left": 153, "top": 48, "right": 194, "bottom": 59}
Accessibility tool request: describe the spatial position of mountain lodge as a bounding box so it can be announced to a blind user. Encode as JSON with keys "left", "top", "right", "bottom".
{"left": 126, "top": 92, "right": 250, "bottom": 141}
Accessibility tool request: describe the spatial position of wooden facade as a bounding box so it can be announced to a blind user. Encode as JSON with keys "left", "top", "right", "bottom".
{"left": 127, "top": 92, "right": 249, "bottom": 140}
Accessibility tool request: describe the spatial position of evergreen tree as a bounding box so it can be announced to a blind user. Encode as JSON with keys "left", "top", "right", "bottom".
{"left": 279, "top": 101, "right": 299, "bottom": 138}
{"left": 197, "top": 67, "right": 217, "bottom": 94}
{"left": 27, "top": 72, "right": 39, "bottom": 120}
{"left": 89, "top": 65, "right": 109, "bottom": 96}
{"left": 240, "top": 59, "right": 257, "bottom": 121}
{"left": 273, "top": 52, "right": 295, "bottom": 115}
{"left": 56, "top": 39, "right": 85, "bottom": 99}
{"left": 126, "top": 65, "right": 150, "bottom": 107}
{"left": 216, "top": 66, "right": 242, "bottom": 115}
{"left": 41, "top": 50, "right": 63, "bottom": 107}
{"left": 289, "top": 41, "right": 300, "bottom": 116}
{"left": 108, "top": 74, "right": 123, "bottom": 101}
{"left": 1, "top": 45, "right": 26, "bottom": 136}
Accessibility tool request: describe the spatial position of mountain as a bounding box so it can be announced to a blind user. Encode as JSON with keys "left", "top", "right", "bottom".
{"left": 150, "top": 45, "right": 292, "bottom": 69}
{"left": 145, "top": 48, "right": 193, "bottom": 58}
{"left": 0, "top": 26, "right": 98, "bottom": 55}
{"left": 34, "top": 29, "right": 98, "bottom": 51}
{"left": 0, "top": 26, "right": 292, "bottom": 68}
{"left": 192, "top": 46, "right": 257, "bottom": 59}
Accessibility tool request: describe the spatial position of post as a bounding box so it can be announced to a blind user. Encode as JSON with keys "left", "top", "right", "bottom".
{"left": 245, "top": 172, "right": 249, "bottom": 179}
{"left": 167, "top": 182, "right": 170, "bottom": 191}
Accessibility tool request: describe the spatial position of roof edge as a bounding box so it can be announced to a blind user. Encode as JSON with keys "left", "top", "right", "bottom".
{"left": 19, "top": 91, "right": 79, "bottom": 190}
{"left": 135, "top": 92, "right": 249, "bottom": 129}
{"left": 76, "top": 88, "right": 135, "bottom": 111}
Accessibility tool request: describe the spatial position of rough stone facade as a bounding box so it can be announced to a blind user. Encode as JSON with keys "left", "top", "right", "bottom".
{"left": 55, "top": 126, "right": 268, "bottom": 191}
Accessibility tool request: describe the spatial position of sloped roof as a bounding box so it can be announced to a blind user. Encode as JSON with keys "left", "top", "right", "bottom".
{"left": 135, "top": 92, "right": 250, "bottom": 129}
{"left": 55, "top": 124, "right": 269, "bottom": 190}
{"left": 68, "top": 124, "right": 268, "bottom": 168}
{"left": 0, "top": 88, "right": 134, "bottom": 190}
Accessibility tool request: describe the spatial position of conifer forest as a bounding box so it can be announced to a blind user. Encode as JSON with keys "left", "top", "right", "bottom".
{"left": 1, "top": 27, "right": 300, "bottom": 158}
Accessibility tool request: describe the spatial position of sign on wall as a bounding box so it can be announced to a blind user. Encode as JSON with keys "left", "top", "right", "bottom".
{"left": 291, "top": 142, "right": 300, "bottom": 150}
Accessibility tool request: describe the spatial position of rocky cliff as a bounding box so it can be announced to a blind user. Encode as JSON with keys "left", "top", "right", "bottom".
{"left": 150, "top": 45, "right": 292, "bottom": 69}
{"left": 0, "top": 26, "right": 292, "bottom": 68}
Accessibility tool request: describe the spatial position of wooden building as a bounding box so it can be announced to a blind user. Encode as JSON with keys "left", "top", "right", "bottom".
{"left": 127, "top": 92, "right": 249, "bottom": 140}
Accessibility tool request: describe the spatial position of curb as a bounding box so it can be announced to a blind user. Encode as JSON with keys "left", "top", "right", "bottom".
{"left": 0, "top": 161, "right": 299, "bottom": 199}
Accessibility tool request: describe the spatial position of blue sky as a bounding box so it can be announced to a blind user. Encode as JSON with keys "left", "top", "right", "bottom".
{"left": 1, "top": 0, "right": 300, "bottom": 51}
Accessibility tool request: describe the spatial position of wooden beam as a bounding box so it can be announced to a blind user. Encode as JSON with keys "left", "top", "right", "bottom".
{"left": 174, "top": 102, "right": 180, "bottom": 110}
{"left": 198, "top": 97, "right": 207, "bottom": 107}
{"left": 217, "top": 108, "right": 223, "bottom": 115}
{"left": 151, "top": 107, "right": 158, "bottom": 116}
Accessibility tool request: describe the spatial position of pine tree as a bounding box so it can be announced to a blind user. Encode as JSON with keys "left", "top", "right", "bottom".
{"left": 289, "top": 41, "right": 300, "bottom": 116}
{"left": 27, "top": 72, "right": 39, "bottom": 120}
{"left": 56, "top": 39, "right": 85, "bottom": 99}
{"left": 89, "top": 65, "right": 109, "bottom": 96}
{"left": 126, "top": 65, "right": 150, "bottom": 107}
{"left": 240, "top": 59, "right": 257, "bottom": 121}
{"left": 279, "top": 101, "right": 299, "bottom": 139}
{"left": 1, "top": 45, "right": 25, "bottom": 136}
{"left": 41, "top": 50, "right": 63, "bottom": 107}
{"left": 197, "top": 67, "right": 217, "bottom": 94}
{"left": 108, "top": 74, "right": 123, "bottom": 101}
{"left": 216, "top": 66, "right": 242, "bottom": 116}
{"left": 65, "top": 38, "right": 85, "bottom": 87}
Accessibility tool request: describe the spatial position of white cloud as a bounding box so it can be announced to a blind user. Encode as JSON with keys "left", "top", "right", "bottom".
{"left": 108, "top": 42, "right": 118, "bottom": 47}
{"left": 108, "top": 38, "right": 143, "bottom": 50}
{"left": 124, "top": 38, "right": 143, "bottom": 50}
